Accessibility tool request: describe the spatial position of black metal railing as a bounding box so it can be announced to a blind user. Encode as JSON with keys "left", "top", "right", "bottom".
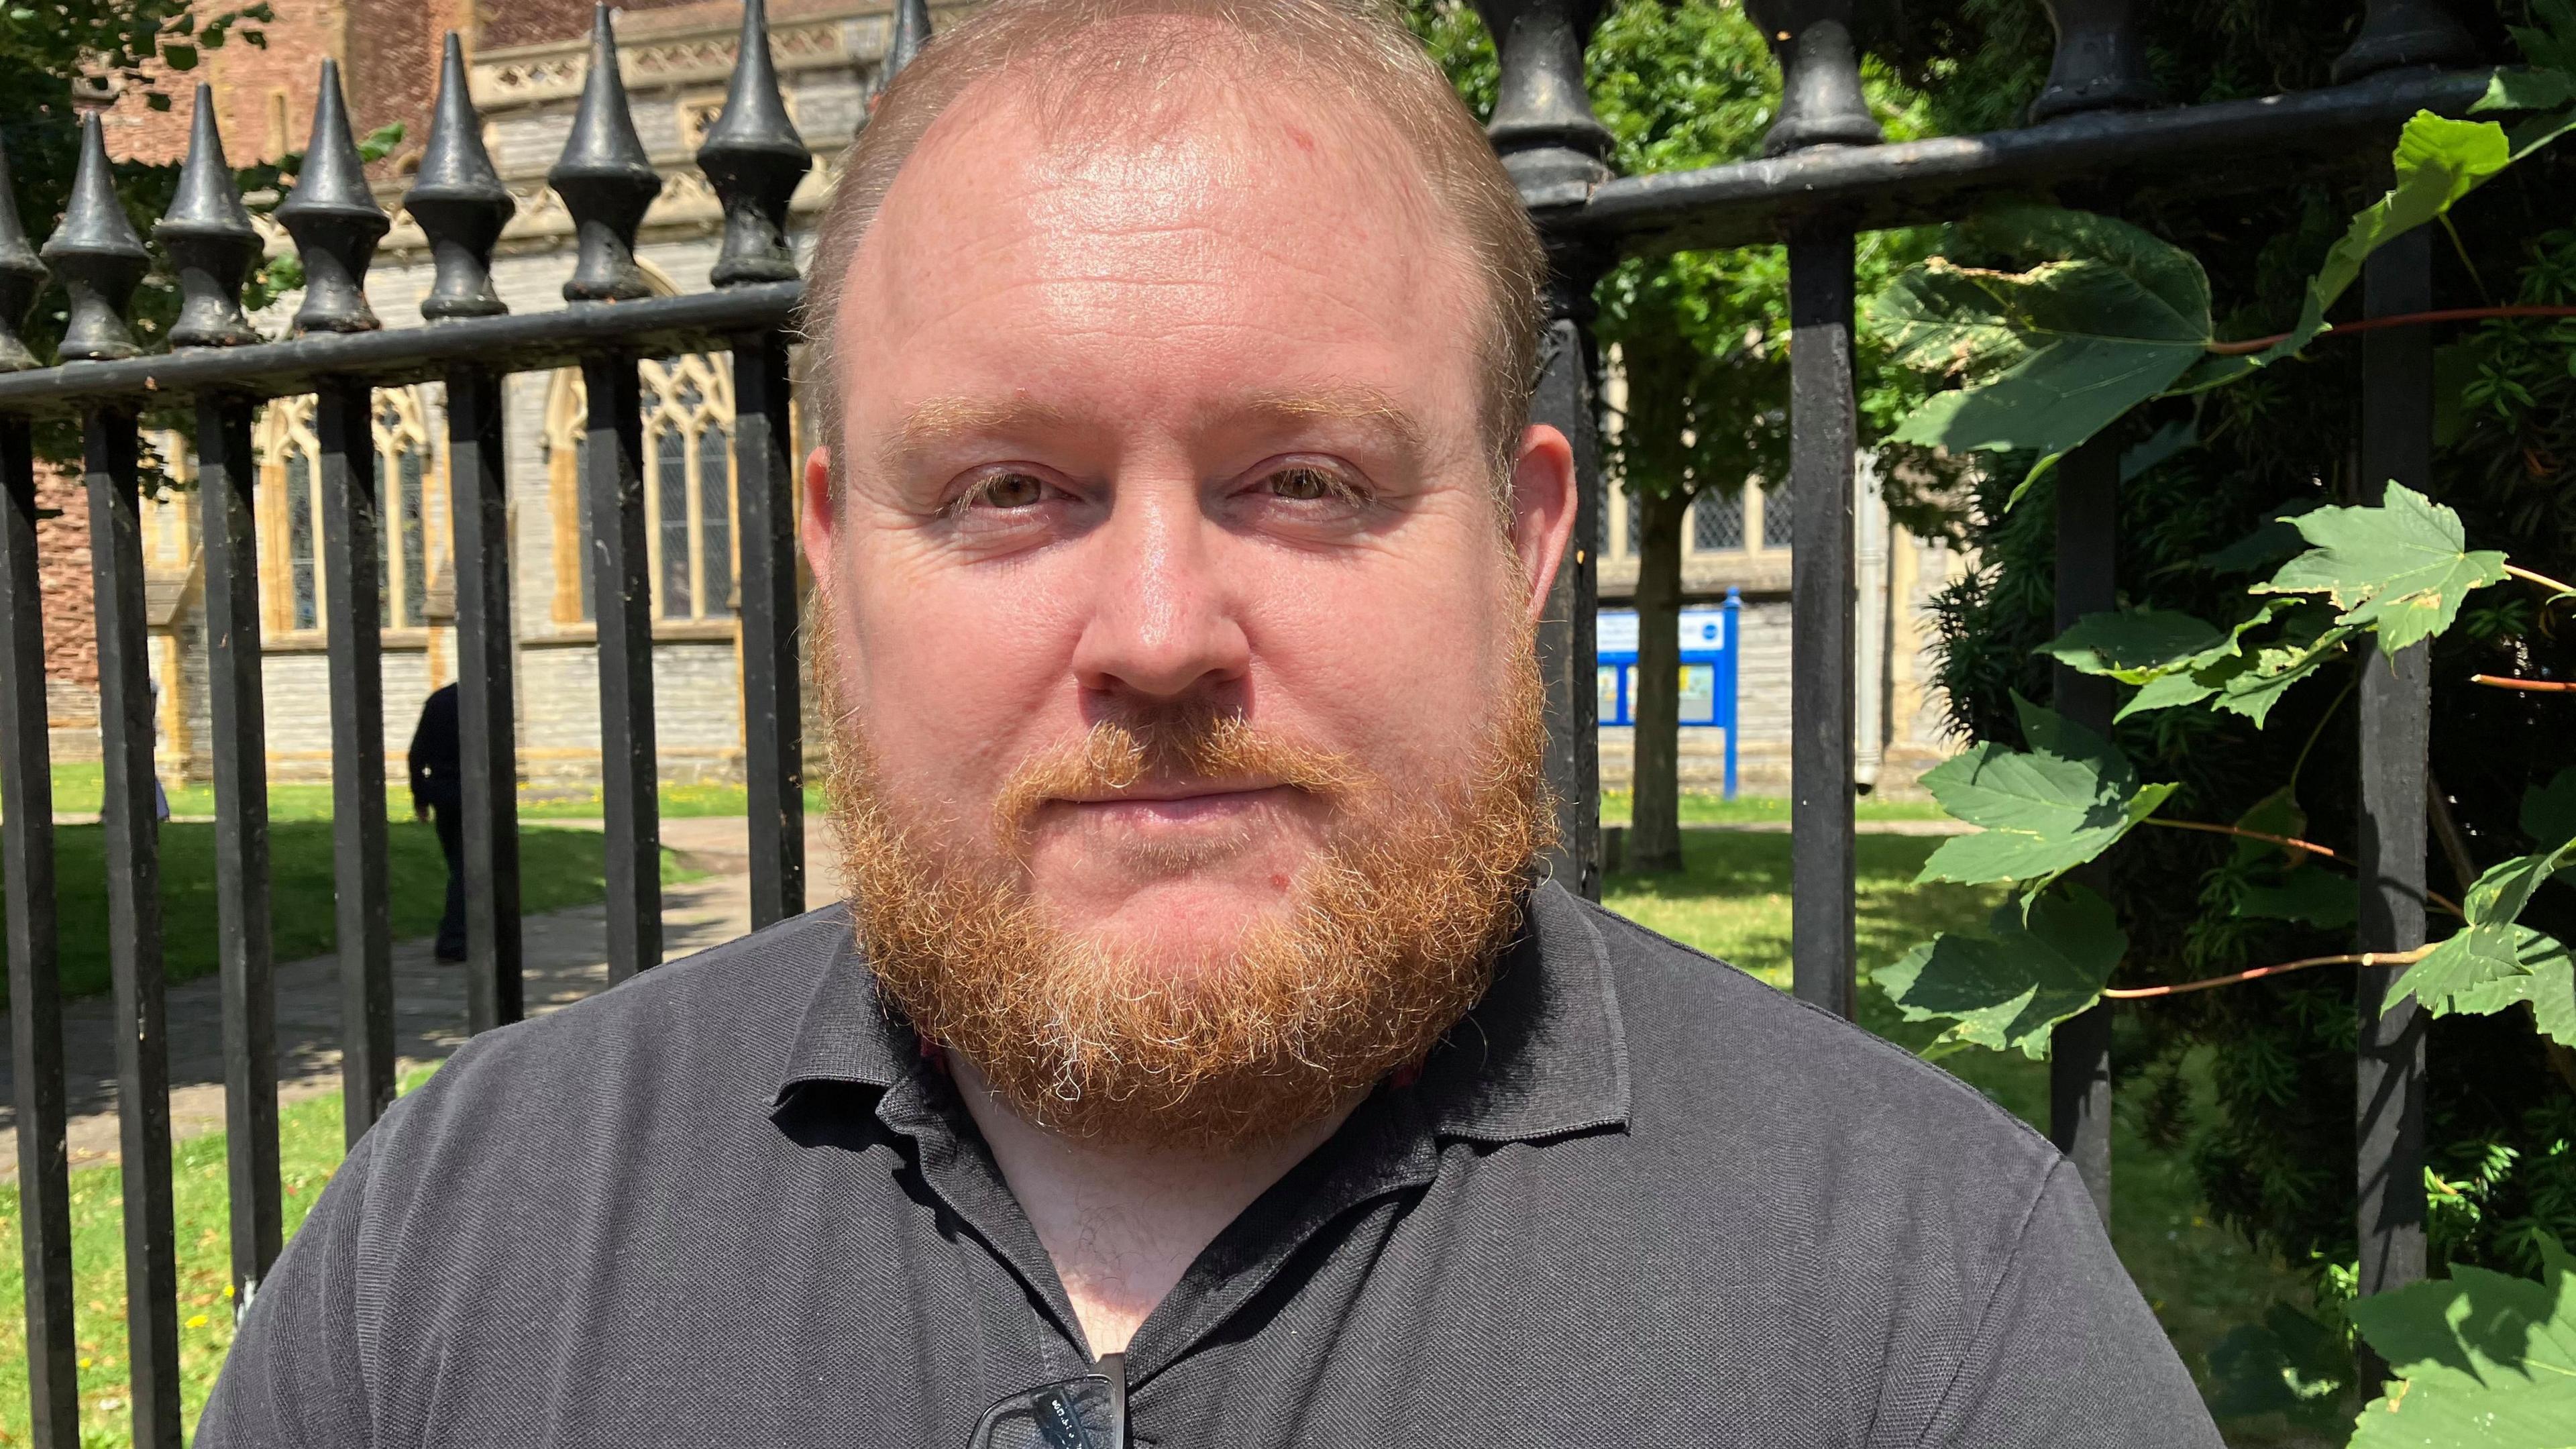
{"left": 0, "top": 0, "right": 2488, "bottom": 1441}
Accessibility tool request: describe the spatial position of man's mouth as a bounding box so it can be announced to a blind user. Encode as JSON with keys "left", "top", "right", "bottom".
{"left": 1049, "top": 781, "right": 1300, "bottom": 825}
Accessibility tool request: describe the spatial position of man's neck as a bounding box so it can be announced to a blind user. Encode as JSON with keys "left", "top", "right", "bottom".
{"left": 949, "top": 1053, "right": 1358, "bottom": 1357}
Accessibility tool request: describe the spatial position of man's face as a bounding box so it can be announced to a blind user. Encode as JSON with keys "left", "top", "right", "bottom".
{"left": 804, "top": 73, "right": 1573, "bottom": 982}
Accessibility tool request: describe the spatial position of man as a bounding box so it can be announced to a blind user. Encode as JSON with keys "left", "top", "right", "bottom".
{"left": 407, "top": 681, "right": 468, "bottom": 962}
{"left": 200, "top": 1, "right": 2220, "bottom": 1444}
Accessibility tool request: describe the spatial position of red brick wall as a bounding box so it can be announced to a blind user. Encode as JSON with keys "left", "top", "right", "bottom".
{"left": 34, "top": 466, "right": 97, "bottom": 692}
{"left": 101, "top": 0, "right": 479, "bottom": 174}
{"left": 480, "top": 0, "right": 710, "bottom": 51}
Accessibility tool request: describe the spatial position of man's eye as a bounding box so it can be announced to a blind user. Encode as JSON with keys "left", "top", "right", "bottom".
{"left": 1265, "top": 467, "right": 1353, "bottom": 503}
{"left": 960, "top": 472, "right": 1046, "bottom": 511}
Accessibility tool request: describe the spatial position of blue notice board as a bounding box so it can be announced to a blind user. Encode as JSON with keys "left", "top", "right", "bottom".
{"left": 1597, "top": 588, "right": 1741, "bottom": 799}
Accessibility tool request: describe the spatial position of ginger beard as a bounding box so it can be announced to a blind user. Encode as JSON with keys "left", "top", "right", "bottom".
{"left": 821, "top": 619, "right": 1555, "bottom": 1151}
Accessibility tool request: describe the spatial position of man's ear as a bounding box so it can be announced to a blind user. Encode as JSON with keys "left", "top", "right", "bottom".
{"left": 1507, "top": 425, "right": 1578, "bottom": 625}
{"left": 799, "top": 445, "right": 839, "bottom": 584}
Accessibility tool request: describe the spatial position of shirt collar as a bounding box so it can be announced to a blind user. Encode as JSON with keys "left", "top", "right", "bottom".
{"left": 771, "top": 878, "right": 1631, "bottom": 1146}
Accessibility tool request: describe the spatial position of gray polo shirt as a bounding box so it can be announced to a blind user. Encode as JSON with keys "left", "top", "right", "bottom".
{"left": 199, "top": 882, "right": 2222, "bottom": 1448}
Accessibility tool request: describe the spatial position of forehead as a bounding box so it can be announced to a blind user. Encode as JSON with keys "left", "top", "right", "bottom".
{"left": 836, "top": 62, "right": 1487, "bottom": 435}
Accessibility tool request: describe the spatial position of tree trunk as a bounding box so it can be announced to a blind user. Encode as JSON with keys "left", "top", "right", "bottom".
{"left": 1629, "top": 486, "right": 1691, "bottom": 873}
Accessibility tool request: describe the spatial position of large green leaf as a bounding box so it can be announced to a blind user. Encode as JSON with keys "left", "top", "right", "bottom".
{"left": 2044, "top": 602, "right": 2306, "bottom": 722}
{"left": 2347, "top": 1238, "right": 2576, "bottom": 1448}
{"left": 2255, "top": 482, "right": 2507, "bottom": 656}
{"left": 2209, "top": 620, "right": 2355, "bottom": 728}
{"left": 2041, "top": 608, "right": 2227, "bottom": 682}
{"left": 1915, "top": 696, "right": 2176, "bottom": 885}
{"left": 1870, "top": 207, "right": 2212, "bottom": 500}
{"left": 2388, "top": 835, "right": 2576, "bottom": 1046}
{"left": 1876, "top": 885, "right": 2126, "bottom": 1059}
{"left": 2261, "top": 115, "right": 2516, "bottom": 364}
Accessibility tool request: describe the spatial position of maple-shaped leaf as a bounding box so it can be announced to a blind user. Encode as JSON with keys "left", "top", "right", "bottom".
{"left": 1915, "top": 696, "right": 2177, "bottom": 885}
{"left": 1877, "top": 885, "right": 2125, "bottom": 1060}
{"left": 2388, "top": 835, "right": 2576, "bottom": 1046}
{"left": 2208, "top": 618, "right": 2356, "bottom": 727}
{"left": 2041, "top": 609, "right": 2227, "bottom": 682}
{"left": 2261, "top": 115, "right": 2516, "bottom": 364}
{"left": 1870, "top": 206, "right": 2212, "bottom": 500}
{"left": 2045, "top": 601, "right": 2320, "bottom": 722}
{"left": 2347, "top": 1238, "right": 2576, "bottom": 1448}
{"left": 2255, "top": 482, "right": 2506, "bottom": 656}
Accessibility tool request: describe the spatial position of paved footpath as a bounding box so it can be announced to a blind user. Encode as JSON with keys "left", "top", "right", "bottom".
{"left": 0, "top": 817, "right": 842, "bottom": 1180}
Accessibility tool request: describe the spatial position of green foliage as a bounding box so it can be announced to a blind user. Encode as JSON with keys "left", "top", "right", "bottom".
{"left": 2346, "top": 1238, "right": 2576, "bottom": 1446}
{"left": 1872, "top": 13, "right": 2576, "bottom": 484}
{"left": 2261, "top": 114, "right": 2518, "bottom": 364}
{"left": 1913, "top": 695, "right": 2174, "bottom": 887}
{"left": 2256, "top": 482, "right": 2511, "bottom": 655}
{"left": 2390, "top": 823, "right": 2576, "bottom": 1047}
{"left": 1878, "top": 884, "right": 2125, "bottom": 1059}
{"left": 1910, "top": 0, "right": 2576, "bottom": 1399}
{"left": 1870, "top": 207, "right": 2214, "bottom": 497}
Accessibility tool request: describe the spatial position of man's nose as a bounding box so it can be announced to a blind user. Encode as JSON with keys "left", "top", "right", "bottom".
{"left": 1068, "top": 480, "right": 1250, "bottom": 704}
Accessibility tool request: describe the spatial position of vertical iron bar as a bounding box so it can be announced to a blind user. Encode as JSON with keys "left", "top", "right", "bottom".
{"left": 1, "top": 417, "right": 77, "bottom": 1449}
{"left": 196, "top": 395, "right": 281, "bottom": 1306}
{"left": 733, "top": 329, "right": 803, "bottom": 928}
{"left": 85, "top": 409, "right": 180, "bottom": 1449}
{"left": 585, "top": 352, "right": 660, "bottom": 978}
{"left": 1787, "top": 230, "right": 1858, "bottom": 1018}
{"left": 1530, "top": 307, "right": 1604, "bottom": 900}
{"left": 447, "top": 368, "right": 523, "bottom": 1029}
{"left": 317, "top": 382, "right": 394, "bottom": 1140}
{"left": 2356, "top": 229, "right": 2432, "bottom": 1324}
{"left": 2050, "top": 437, "right": 2117, "bottom": 1222}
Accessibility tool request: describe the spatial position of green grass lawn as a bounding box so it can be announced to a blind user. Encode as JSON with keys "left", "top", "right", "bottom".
{"left": 1609, "top": 831, "right": 2328, "bottom": 1446}
{"left": 36, "top": 763, "right": 828, "bottom": 824}
{"left": 1598, "top": 788, "right": 1951, "bottom": 826}
{"left": 0, "top": 1065, "right": 439, "bottom": 1448}
{"left": 0, "top": 822, "right": 690, "bottom": 1004}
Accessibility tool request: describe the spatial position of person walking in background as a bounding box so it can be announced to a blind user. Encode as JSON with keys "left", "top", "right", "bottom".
{"left": 407, "top": 682, "right": 466, "bottom": 963}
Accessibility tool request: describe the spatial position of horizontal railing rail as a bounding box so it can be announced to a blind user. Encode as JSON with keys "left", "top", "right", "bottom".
{"left": 0, "top": 282, "right": 801, "bottom": 415}
{"left": 1571, "top": 66, "right": 2495, "bottom": 255}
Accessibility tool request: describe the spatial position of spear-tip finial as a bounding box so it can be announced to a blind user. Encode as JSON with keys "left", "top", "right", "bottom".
{"left": 549, "top": 4, "right": 663, "bottom": 302}
{"left": 156, "top": 84, "right": 264, "bottom": 347}
{"left": 407, "top": 32, "right": 515, "bottom": 319}
{"left": 700, "top": 0, "right": 813, "bottom": 286}
{"left": 274, "top": 59, "right": 391, "bottom": 333}
{"left": 42, "top": 112, "right": 151, "bottom": 361}
{"left": 888, "top": 0, "right": 934, "bottom": 77}
{"left": 0, "top": 132, "right": 50, "bottom": 370}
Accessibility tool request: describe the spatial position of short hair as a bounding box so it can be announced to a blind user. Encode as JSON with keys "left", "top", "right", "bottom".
{"left": 796, "top": 0, "right": 1546, "bottom": 492}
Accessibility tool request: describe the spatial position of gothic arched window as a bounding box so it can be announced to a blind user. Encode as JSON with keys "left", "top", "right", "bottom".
{"left": 255, "top": 387, "right": 441, "bottom": 635}
{"left": 545, "top": 355, "right": 737, "bottom": 625}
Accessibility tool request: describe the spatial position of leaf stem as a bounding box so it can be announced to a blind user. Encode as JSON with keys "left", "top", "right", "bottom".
{"left": 2504, "top": 562, "right": 2576, "bottom": 598}
{"left": 2147, "top": 816, "right": 2345, "bottom": 862}
{"left": 2146, "top": 817, "right": 2465, "bottom": 916}
{"left": 2204, "top": 305, "right": 2576, "bottom": 356}
{"left": 2102, "top": 944, "right": 2434, "bottom": 999}
{"left": 2471, "top": 673, "right": 2576, "bottom": 692}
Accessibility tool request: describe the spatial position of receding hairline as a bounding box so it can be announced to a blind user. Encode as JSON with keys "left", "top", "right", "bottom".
{"left": 798, "top": 0, "right": 1546, "bottom": 497}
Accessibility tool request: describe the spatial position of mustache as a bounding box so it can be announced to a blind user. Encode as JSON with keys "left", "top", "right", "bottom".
{"left": 991, "top": 706, "right": 1362, "bottom": 837}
